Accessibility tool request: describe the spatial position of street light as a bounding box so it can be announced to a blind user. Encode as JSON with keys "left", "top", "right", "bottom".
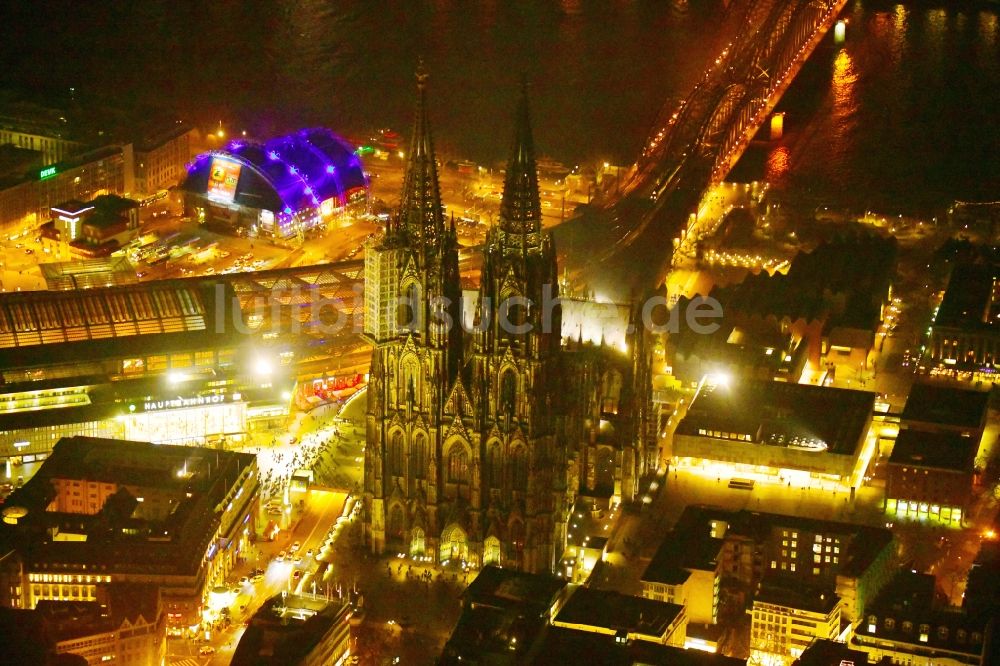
{"left": 254, "top": 357, "right": 273, "bottom": 377}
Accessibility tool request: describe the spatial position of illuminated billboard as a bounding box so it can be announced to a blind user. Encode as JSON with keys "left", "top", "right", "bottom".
{"left": 207, "top": 157, "right": 242, "bottom": 203}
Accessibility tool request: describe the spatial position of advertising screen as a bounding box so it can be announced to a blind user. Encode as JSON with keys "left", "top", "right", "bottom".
{"left": 207, "top": 157, "right": 242, "bottom": 203}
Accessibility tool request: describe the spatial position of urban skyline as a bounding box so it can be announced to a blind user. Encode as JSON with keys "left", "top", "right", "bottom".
{"left": 0, "top": 1, "right": 999, "bottom": 665}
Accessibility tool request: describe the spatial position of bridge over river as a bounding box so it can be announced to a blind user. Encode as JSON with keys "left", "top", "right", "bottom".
{"left": 555, "top": 0, "right": 849, "bottom": 297}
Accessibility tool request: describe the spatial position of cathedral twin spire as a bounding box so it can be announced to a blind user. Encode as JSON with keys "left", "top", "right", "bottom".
{"left": 498, "top": 83, "right": 543, "bottom": 244}
{"left": 395, "top": 61, "right": 446, "bottom": 257}
{"left": 393, "top": 66, "right": 543, "bottom": 259}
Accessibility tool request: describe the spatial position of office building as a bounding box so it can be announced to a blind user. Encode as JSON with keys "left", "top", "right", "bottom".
{"left": 642, "top": 506, "right": 895, "bottom": 625}
{"left": 552, "top": 587, "right": 687, "bottom": 646}
{"left": 849, "top": 570, "right": 996, "bottom": 666}
{"left": 0, "top": 436, "right": 258, "bottom": 628}
{"left": 885, "top": 383, "right": 990, "bottom": 524}
{"left": 231, "top": 593, "right": 352, "bottom": 666}
{"left": 750, "top": 583, "right": 841, "bottom": 664}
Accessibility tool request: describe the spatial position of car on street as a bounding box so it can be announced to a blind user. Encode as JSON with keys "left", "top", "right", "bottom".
{"left": 199, "top": 646, "right": 216, "bottom": 655}
{"left": 239, "top": 576, "right": 249, "bottom": 585}
{"left": 277, "top": 551, "right": 286, "bottom": 562}
{"left": 305, "top": 548, "right": 313, "bottom": 559}
{"left": 292, "top": 569, "right": 303, "bottom": 580}
{"left": 291, "top": 541, "right": 301, "bottom": 553}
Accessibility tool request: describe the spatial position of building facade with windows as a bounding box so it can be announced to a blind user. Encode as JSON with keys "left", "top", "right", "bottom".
{"left": 0, "top": 279, "right": 291, "bottom": 464}
{"left": 133, "top": 123, "right": 195, "bottom": 197}
{"left": 750, "top": 584, "right": 841, "bottom": 665}
{"left": 0, "top": 144, "right": 134, "bottom": 230}
{"left": 0, "top": 436, "right": 258, "bottom": 629}
{"left": 642, "top": 506, "right": 895, "bottom": 630}
{"left": 885, "top": 383, "right": 990, "bottom": 525}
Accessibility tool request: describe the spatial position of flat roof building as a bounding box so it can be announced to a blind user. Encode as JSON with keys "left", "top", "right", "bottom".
{"left": 231, "top": 593, "right": 351, "bottom": 666}
{"left": 751, "top": 583, "right": 841, "bottom": 663}
{"left": 673, "top": 379, "right": 876, "bottom": 489}
{"left": 442, "top": 566, "right": 569, "bottom": 664}
{"left": 642, "top": 506, "right": 896, "bottom": 625}
{"left": 928, "top": 262, "right": 1000, "bottom": 379}
{"left": 885, "top": 383, "right": 990, "bottom": 525}
{"left": 552, "top": 587, "right": 687, "bottom": 646}
{"left": 525, "top": 626, "right": 747, "bottom": 665}
{"left": 0, "top": 436, "right": 258, "bottom": 628}
{"left": 900, "top": 383, "right": 990, "bottom": 437}
{"left": 794, "top": 639, "right": 889, "bottom": 665}
{"left": 885, "top": 430, "right": 979, "bottom": 526}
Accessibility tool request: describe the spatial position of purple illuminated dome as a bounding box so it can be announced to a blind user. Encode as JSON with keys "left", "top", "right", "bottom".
{"left": 183, "top": 128, "right": 369, "bottom": 215}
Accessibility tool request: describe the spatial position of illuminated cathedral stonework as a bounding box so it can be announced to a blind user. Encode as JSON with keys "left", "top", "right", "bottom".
{"left": 362, "top": 69, "right": 655, "bottom": 573}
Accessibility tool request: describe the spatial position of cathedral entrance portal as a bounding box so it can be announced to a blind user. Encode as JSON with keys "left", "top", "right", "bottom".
{"left": 388, "top": 504, "right": 406, "bottom": 548}
{"left": 440, "top": 525, "right": 468, "bottom": 564}
{"left": 410, "top": 527, "right": 425, "bottom": 557}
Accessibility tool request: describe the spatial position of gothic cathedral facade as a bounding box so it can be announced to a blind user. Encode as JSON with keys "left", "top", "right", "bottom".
{"left": 362, "top": 68, "right": 653, "bottom": 574}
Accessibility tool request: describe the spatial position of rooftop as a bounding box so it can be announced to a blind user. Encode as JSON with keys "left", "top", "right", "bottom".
{"left": 40, "top": 256, "right": 138, "bottom": 291}
{"left": 462, "top": 565, "right": 567, "bottom": 617}
{"left": 183, "top": 128, "right": 368, "bottom": 214}
{"left": 0, "top": 143, "right": 43, "bottom": 179}
{"left": 526, "top": 626, "right": 747, "bottom": 665}
{"left": 703, "top": 234, "right": 896, "bottom": 332}
{"left": 888, "top": 429, "right": 979, "bottom": 472}
{"left": 900, "top": 383, "right": 990, "bottom": 430}
{"left": 0, "top": 278, "right": 245, "bottom": 369}
{"left": 553, "top": 587, "right": 683, "bottom": 638}
{"left": 934, "top": 263, "right": 1000, "bottom": 331}
{"left": 231, "top": 594, "right": 350, "bottom": 666}
{"left": 643, "top": 506, "right": 894, "bottom": 586}
{"left": 35, "top": 583, "right": 160, "bottom": 642}
{"left": 755, "top": 583, "right": 840, "bottom": 615}
{"left": 675, "top": 379, "right": 875, "bottom": 456}
{"left": 794, "top": 639, "right": 880, "bottom": 666}
{"left": 857, "top": 571, "right": 992, "bottom": 656}
{"left": 0, "top": 436, "right": 256, "bottom": 576}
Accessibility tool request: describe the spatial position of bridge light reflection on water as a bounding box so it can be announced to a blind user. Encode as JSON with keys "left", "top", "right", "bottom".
{"left": 766, "top": 145, "right": 791, "bottom": 181}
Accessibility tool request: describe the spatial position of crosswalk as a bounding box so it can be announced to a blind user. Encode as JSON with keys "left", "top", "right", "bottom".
{"left": 169, "top": 658, "right": 201, "bottom": 666}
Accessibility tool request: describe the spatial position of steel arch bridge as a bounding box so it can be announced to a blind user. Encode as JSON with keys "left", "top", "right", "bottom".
{"left": 634, "top": 0, "right": 844, "bottom": 197}
{"left": 586, "top": 0, "right": 847, "bottom": 291}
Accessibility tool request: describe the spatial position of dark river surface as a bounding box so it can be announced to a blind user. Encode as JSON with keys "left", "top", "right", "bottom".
{"left": 1, "top": 0, "right": 997, "bottom": 214}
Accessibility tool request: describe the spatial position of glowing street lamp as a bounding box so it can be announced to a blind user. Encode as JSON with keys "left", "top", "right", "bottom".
{"left": 254, "top": 357, "right": 273, "bottom": 377}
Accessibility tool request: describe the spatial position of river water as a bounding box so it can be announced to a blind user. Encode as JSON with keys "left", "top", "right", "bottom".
{"left": 1, "top": 0, "right": 997, "bottom": 214}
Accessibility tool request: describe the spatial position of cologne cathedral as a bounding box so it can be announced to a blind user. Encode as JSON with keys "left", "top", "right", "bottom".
{"left": 362, "top": 68, "right": 655, "bottom": 574}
